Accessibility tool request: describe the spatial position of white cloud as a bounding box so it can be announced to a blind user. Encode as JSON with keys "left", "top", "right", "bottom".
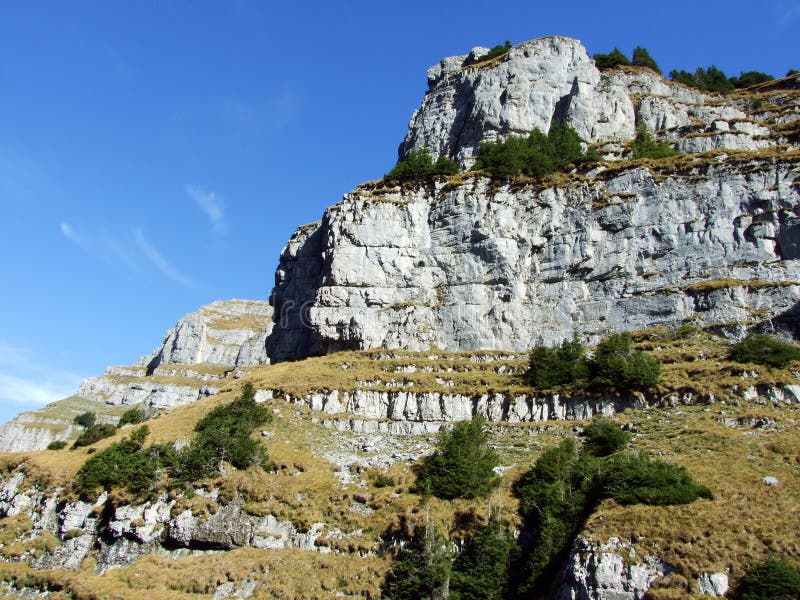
{"left": 0, "top": 372, "right": 77, "bottom": 408}
{"left": 60, "top": 222, "right": 83, "bottom": 245}
{"left": 134, "top": 229, "right": 198, "bottom": 288}
{"left": 186, "top": 185, "right": 226, "bottom": 232}
{"left": 0, "top": 341, "right": 83, "bottom": 414}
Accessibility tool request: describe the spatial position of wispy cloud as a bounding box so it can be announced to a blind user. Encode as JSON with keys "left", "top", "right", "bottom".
{"left": 186, "top": 185, "right": 226, "bottom": 233}
{"left": 0, "top": 341, "right": 82, "bottom": 415}
{"left": 60, "top": 222, "right": 138, "bottom": 270}
{"left": 134, "top": 229, "right": 198, "bottom": 289}
{"left": 60, "top": 222, "right": 84, "bottom": 245}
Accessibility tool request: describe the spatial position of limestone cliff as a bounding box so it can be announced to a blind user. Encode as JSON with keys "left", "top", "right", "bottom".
{"left": 267, "top": 36, "right": 800, "bottom": 361}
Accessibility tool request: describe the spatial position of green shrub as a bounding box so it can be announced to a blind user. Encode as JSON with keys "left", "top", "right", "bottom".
{"left": 602, "top": 454, "right": 713, "bottom": 505}
{"left": 72, "top": 424, "right": 117, "bottom": 449}
{"left": 382, "top": 525, "right": 452, "bottom": 600}
{"left": 729, "top": 334, "right": 800, "bottom": 368}
{"left": 631, "top": 124, "right": 678, "bottom": 159}
{"left": 74, "top": 426, "right": 165, "bottom": 498}
{"left": 415, "top": 415, "right": 499, "bottom": 500}
{"left": 740, "top": 556, "right": 800, "bottom": 600}
{"left": 174, "top": 382, "right": 272, "bottom": 482}
{"left": 526, "top": 338, "right": 589, "bottom": 389}
{"left": 669, "top": 65, "right": 735, "bottom": 94}
{"left": 373, "top": 474, "right": 396, "bottom": 488}
{"left": 513, "top": 432, "right": 710, "bottom": 595}
{"left": 386, "top": 148, "right": 459, "bottom": 181}
{"left": 582, "top": 417, "right": 632, "bottom": 457}
{"left": 730, "top": 71, "right": 774, "bottom": 89}
{"left": 631, "top": 46, "right": 661, "bottom": 74}
{"left": 46, "top": 441, "right": 67, "bottom": 451}
{"left": 463, "top": 41, "right": 512, "bottom": 66}
{"left": 591, "top": 332, "right": 661, "bottom": 389}
{"left": 594, "top": 48, "right": 630, "bottom": 70}
{"left": 73, "top": 412, "right": 96, "bottom": 428}
{"left": 474, "top": 123, "right": 598, "bottom": 179}
{"left": 450, "top": 515, "right": 513, "bottom": 600}
{"left": 119, "top": 407, "right": 145, "bottom": 426}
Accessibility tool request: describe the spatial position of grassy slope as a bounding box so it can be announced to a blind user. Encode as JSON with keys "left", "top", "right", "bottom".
{"left": 0, "top": 331, "right": 798, "bottom": 598}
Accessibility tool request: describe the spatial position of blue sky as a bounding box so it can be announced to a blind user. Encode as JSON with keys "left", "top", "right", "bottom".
{"left": 1, "top": 0, "right": 798, "bottom": 424}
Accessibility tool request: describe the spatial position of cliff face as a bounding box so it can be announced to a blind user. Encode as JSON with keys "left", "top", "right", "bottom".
{"left": 267, "top": 36, "right": 800, "bottom": 361}
{"left": 267, "top": 156, "right": 800, "bottom": 360}
{"left": 398, "top": 36, "right": 776, "bottom": 167}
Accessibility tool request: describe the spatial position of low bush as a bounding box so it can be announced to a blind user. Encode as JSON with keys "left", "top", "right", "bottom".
{"left": 526, "top": 338, "right": 589, "bottom": 389}
{"left": 173, "top": 381, "right": 273, "bottom": 482}
{"left": 582, "top": 417, "right": 632, "bottom": 457}
{"left": 631, "top": 46, "right": 661, "bottom": 74}
{"left": 373, "top": 474, "right": 396, "bottom": 488}
{"left": 46, "top": 441, "right": 66, "bottom": 451}
{"left": 463, "top": 41, "right": 512, "bottom": 67}
{"left": 385, "top": 148, "right": 459, "bottom": 181}
{"left": 602, "top": 454, "right": 713, "bottom": 505}
{"left": 74, "top": 426, "right": 167, "bottom": 498}
{"left": 730, "top": 71, "right": 775, "bottom": 88}
{"left": 414, "top": 415, "right": 499, "bottom": 500}
{"left": 73, "top": 412, "right": 96, "bottom": 428}
{"left": 594, "top": 48, "right": 630, "bottom": 70}
{"left": 631, "top": 124, "right": 678, "bottom": 159}
{"left": 118, "top": 407, "right": 145, "bottom": 426}
{"left": 740, "top": 556, "right": 800, "bottom": 599}
{"left": 591, "top": 332, "right": 661, "bottom": 389}
{"left": 729, "top": 334, "right": 800, "bottom": 368}
{"left": 526, "top": 332, "right": 661, "bottom": 392}
{"left": 474, "top": 122, "right": 599, "bottom": 179}
{"left": 71, "top": 424, "right": 117, "bottom": 449}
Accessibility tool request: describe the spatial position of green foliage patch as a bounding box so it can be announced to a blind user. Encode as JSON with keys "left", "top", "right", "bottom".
{"left": 386, "top": 148, "right": 459, "bottom": 181}
{"left": 740, "top": 556, "right": 800, "bottom": 599}
{"left": 383, "top": 525, "right": 452, "bottom": 600}
{"left": 74, "top": 426, "right": 171, "bottom": 498}
{"left": 594, "top": 48, "right": 630, "bottom": 70}
{"left": 71, "top": 424, "right": 117, "bottom": 449}
{"left": 414, "top": 415, "right": 499, "bottom": 500}
{"left": 173, "top": 381, "right": 273, "bottom": 482}
{"left": 631, "top": 124, "right": 678, "bottom": 159}
{"left": 46, "top": 441, "right": 67, "bottom": 451}
{"left": 462, "top": 41, "right": 512, "bottom": 66}
{"left": 118, "top": 407, "right": 145, "bottom": 426}
{"left": 525, "top": 332, "right": 661, "bottom": 392}
{"left": 729, "top": 334, "right": 800, "bottom": 368}
{"left": 474, "top": 122, "right": 599, "bottom": 179}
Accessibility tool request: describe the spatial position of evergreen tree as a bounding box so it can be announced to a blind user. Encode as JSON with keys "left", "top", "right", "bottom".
{"left": 383, "top": 524, "right": 452, "bottom": 600}
{"left": 593, "top": 48, "right": 630, "bottom": 70}
{"left": 415, "top": 415, "right": 500, "bottom": 500}
{"left": 450, "top": 515, "right": 513, "bottom": 600}
{"left": 631, "top": 124, "right": 678, "bottom": 159}
{"left": 631, "top": 46, "right": 661, "bottom": 74}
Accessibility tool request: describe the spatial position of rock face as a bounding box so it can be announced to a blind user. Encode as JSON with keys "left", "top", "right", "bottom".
{"left": 399, "top": 36, "right": 776, "bottom": 167}
{"left": 0, "top": 473, "right": 325, "bottom": 574}
{"left": 267, "top": 157, "right": 800, "bottom": 360}
{"left": 557, "top": 537, "right": 672, "bottom": 600}
{"left": 0, "top": 300, "right": 272, "bottom": 452}
{"left": 266, "top": 38, "right": 800, "bottom": 361}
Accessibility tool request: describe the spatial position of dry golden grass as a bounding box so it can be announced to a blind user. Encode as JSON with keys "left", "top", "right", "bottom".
{"left": 2, "top": 328, "right": 800, "bottom": 597}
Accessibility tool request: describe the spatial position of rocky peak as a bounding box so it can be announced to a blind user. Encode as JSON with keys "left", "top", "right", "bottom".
{"left": 399, "top": 36, "right": 774, "bottom": 167}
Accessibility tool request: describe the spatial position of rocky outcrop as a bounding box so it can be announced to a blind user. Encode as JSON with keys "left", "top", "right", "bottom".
{"left": 399, "top": 37, "right": 782, "bottom": 167}
{"left": 0, "top": 300, "right": 273, "bottom": 452}
{"left": 0, "top": 473, "right": 327, "bottom": 574}
{"left": 139, "top": 299, "right": 272, "bottom": 370}
{"left": 267, "top": 157, "right": 800, "bottom": 360}
{"left": 557, "top": 537, "right": 672, "bottom": 600}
